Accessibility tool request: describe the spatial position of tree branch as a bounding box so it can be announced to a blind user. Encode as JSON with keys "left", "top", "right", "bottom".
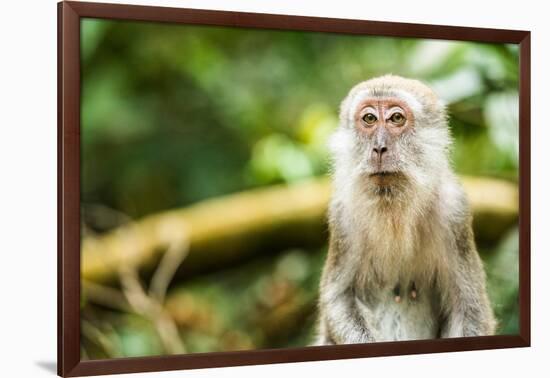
{"left": 82, "top": 176, "right": 518, "bottom": 285}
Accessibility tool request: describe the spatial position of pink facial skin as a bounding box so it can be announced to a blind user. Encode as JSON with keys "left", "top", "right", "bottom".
{"left": 353, "top": 97, "right": 415, "bottom": 135}
{"left": 350, "top": 97, "right": 416, "bottom": 181}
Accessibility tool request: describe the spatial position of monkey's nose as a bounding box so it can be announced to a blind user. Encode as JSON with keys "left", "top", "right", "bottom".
{"left": 372, "top": 146, "right": 388, "bottom": 158}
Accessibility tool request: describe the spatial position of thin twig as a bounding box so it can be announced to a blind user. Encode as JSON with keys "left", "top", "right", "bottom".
{"left": 82, "top": 280, "right": 132, "bottom": 312}
{"left": 115, "top": 222, "right": 189, "bottom": 354}
{"left": 149, "top": 237, "right": 190, "bottom": 304}
{"left": 81, "top": 319, "right": 122, "bottom": 358}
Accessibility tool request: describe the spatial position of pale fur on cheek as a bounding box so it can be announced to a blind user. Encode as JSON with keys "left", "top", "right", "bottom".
{"left": 328, "top": 127, "right": 354, "bottom": 157}
{"left": 328, "top": 127, "right": 360, "bottom": 173}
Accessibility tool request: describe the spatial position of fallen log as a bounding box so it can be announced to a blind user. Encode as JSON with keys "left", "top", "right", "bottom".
{"left": 82, "top": 176, "right": 518, "bottom": 284}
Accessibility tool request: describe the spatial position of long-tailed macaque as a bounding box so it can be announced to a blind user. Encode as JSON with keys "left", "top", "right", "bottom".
{"left": 316, "top": 75, "right": 495, "bottom": 344}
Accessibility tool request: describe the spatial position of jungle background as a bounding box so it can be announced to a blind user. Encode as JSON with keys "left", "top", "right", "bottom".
{"left": 80, "top": 19, "right": 520, "bottom": 360}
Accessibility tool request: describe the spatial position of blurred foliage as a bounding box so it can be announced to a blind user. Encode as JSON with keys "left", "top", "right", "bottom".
{"left": 484, "top": 227, "right": 520, "bottom": 334}
{"left": 80, "top": 19, "right": 519, "bottom": 359}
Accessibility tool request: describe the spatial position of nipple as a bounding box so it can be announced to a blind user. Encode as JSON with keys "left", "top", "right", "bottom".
{"left": 393, "top": 284, "right": 401, "bottom": 303}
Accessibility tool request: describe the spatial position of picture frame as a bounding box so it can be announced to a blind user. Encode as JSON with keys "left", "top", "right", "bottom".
{"left": 58, "top": 1, "right": 531, "bottom": 376}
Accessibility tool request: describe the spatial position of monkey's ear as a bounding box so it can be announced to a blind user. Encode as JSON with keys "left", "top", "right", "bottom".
{"left": 327, "top": 127, "right": 353, "bottom": 156}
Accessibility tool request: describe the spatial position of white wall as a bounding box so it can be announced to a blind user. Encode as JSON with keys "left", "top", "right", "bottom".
{"left": 1, "top": 0, "right": 546, "bottom": 376}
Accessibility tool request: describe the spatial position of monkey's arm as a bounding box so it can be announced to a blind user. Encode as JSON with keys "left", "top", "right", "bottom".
{"left": 440, "top": 218, "right": 496, "bottom": 337}
{"left": 317, "top": 234, "right": 377, "bottom": 345}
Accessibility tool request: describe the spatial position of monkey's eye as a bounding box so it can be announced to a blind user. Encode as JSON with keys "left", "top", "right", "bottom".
{"left": 362, "top": 113, "right": 377, "bottom": 125}
{"left": 389, "top": 112, "right": 406, "bottom": 126}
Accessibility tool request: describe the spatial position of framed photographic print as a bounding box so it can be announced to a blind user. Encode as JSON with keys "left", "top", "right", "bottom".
{"left": 58, "top": 1, "right": 531, "bottom": 376}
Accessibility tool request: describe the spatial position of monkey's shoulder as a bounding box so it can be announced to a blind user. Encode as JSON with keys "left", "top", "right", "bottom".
{"left": 435, "top": 178, "right": 478, "bottom": 256}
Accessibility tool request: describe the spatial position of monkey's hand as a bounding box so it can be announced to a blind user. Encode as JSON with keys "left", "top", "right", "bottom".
{"left": 440, "top": 219, "right": 496, "bottom": 338}
{"left": 317, "top": 237, "right": 377, "bottom": 345}
{"left": 319, "top": 286, "right": 377, "bottom": 345}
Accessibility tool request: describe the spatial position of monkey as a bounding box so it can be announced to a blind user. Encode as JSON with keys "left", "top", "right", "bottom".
{"left": 315, "top": 75, "right": 496, "bottom": 345}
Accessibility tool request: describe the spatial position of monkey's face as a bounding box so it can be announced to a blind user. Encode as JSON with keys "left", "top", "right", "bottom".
{"left": 330, "top": 75, "right": 451, "bottom": 191}
{"left": 352, "top": 97, "right": 414, "bottom": 179}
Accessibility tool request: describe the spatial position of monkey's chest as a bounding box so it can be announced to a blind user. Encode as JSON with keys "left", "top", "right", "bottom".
{"left": 356, "top": 286, "right": 440, "bottom": 341}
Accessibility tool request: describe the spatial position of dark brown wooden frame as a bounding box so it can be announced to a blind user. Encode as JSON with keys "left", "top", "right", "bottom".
{"left": 58, "top": 1, "right": 531, "bottom": 376}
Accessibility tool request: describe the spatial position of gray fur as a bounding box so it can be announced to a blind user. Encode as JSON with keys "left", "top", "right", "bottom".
{"left": 315, "top": 75, "right": 496, "bottom": 345}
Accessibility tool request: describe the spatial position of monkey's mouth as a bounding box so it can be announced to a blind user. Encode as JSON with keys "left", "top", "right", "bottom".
{"left": 368, "top": 170, "right": 405, "bottom": 188}
{"left": 369, "top": 171, "right": 396, "bottom": 177}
